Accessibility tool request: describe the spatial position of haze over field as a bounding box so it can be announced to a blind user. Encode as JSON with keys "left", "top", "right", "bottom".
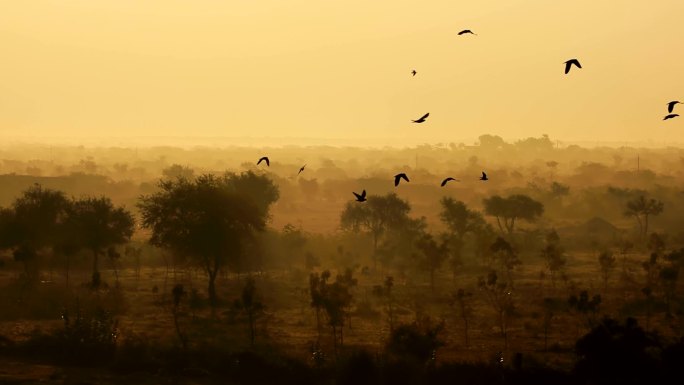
{"left": 2, "top": 2, "right": 684, "bottom": 385}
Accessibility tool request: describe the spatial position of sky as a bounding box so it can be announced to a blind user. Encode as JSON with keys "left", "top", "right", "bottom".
{"left": 1, "top": 0, "right": 683, "bottom": 146}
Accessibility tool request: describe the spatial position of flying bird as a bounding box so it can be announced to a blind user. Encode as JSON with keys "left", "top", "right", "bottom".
{"left": 480, "top": 171, "right": 488, "bottom": 181}
{"left": 440, "top": 177, "right": 459, "bottom": 187}
{"left": 394, "top": 173, "right": 409, "bottom": 186}
{"left": 298, "top": 164, "right": 306, "bottom": 175}
{"left": 353, "top": 190, "right": 367, "bottom": 202}
{"left": 667, "top": 101, "right": 681, "bottom": 113}
{"left": 458, "top": 29, "right": 476, "bottom": 35}
{"left": 564, "top": 59, "right": 582, "bottom": 74}
{"left": 664, "top": 114, "right": 679, "bottom": 120}
{"left": 257, "top": 156, "right": 270, "bottom": 167}
{"left": 412, "top": 113, "right": 429, "bottom": 123}
{"left": 411, "top": 69, "right": 417, "bottom": 76}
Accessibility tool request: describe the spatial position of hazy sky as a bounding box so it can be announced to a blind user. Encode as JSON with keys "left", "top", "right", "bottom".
{"left": 1, "top": 0, "right": 683, "bottom": 145}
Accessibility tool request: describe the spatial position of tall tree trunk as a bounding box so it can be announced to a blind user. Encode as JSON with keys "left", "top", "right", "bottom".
{"left": 208, "top": 271, "right": 218, "bottom": 309}
{"left": 248, "top": 311, "right": 255, "bottom": 346}
{"left": 91, "top": 250, "right": 100, "bottom": 287}
{"left": 372, "top": 231, "right": 379, "bottom": 269}
{"left": 430, "top": 269, "right": 435, "bottom": 292}
{"left": 463, "top": 317, "right": 469, "bottom": 348}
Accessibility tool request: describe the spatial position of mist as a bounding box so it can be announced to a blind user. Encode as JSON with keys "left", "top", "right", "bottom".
{"left": 0, "top": 135, "right": 683, "bottom": 384}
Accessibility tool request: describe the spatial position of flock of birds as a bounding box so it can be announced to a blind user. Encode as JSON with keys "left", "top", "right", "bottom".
{"left": 254, "top": 28, "right": 679, "bottom": 203}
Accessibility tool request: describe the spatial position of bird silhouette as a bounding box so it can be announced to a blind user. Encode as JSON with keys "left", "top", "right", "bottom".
{"left": 412, "top": 113, "right": 429, "bottom": 123}
{"left": 667, "top": 101, "right": 681, "bottom": 113}
{"left": 480, "top": 171, "right": 488, "bottom": 181}
{"left": 411, "top": 69, "right": 417, "bottom": 76}
{"left": 564, "top": 59, "right": 582, "bottom": 74}
{"left": 394, "top": 173, "right": 409, "bottom": 186}
{"left": 440, "top": 177, "right": 459, "bottom": 187}
{"left": 353, "top": 190, "right": 367, "bottom": 202}
{"left": 298, "top": 164, "right": 306, "bottom": 175}
{"left": 257, "top": 156, "right": 270, "bottom": 166}
{"left": 664, "top": 114, "right": 679, "bottom": 120}
{"left": 458, "top": 29, "right": 477, "bottom": 35}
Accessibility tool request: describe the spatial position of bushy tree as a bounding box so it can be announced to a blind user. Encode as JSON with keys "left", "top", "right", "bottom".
{"left": 138, "top": 173, "right": 277, "bottom": 307}
{"left": 340, "top": 193, "right": 411, "bottom": 268}
{"left": 66, "top": 197, "right": 135, "bottom": 288}
{"left": 483, "top": 194, "right": 544, "bottom": 236}
{"left": 414, "top": 233, "right": 449, "bottom": 291}
{"left": 0, "top": 185, "right": 70, "bottom": 282}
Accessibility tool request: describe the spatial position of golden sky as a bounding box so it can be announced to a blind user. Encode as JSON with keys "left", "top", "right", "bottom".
{"left": 1, "top": 0, "right": 683, "bottom": 145}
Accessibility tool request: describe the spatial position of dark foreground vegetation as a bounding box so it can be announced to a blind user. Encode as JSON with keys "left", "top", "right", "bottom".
{"left": 1, "top": 137, "right": 684, "bottom": 384}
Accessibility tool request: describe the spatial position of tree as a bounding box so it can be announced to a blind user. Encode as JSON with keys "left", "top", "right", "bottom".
{"left": 309, "top": 270, "right": 354, "bottom": 352}
{"left": 309, "top": 270, "right": 329, "bottom": 340}
{"left": 340, "top": 193, "right": 411, "bottom": 268}
{"left": 483, "top": 194, "right": 544, "bottom": 236}
{"left": 67, "top": 197, "right": 135, "bottom": 288}
{"left": 385, "top": 319, "right": 445, "bottom": 364}
{"left": 624, "top": 195, "right": 664, "bottom": 239}
{"left": 372, "top": 276, "right": 395, "bottom": 333}
{"left": 539, "top": 230, "right": 567, "bottom": 288}
{"left": 171, "top": 283, "right": 188, "bottom": 349}
{"left": 138, "top": 174, "right": 276, "bottom": 307}
{"left": 449, "top": 289, "right": 474, "bottom": 348}
{"left": 162, "top": 164, "right": 195, "bottom": 180}
{"left": 574, "top": 318, "right": 660, "bottom": 385}
{"left": 223, "top": 170, "right": 281, "bottom": 218}
{"left": 439, "top": 198, "right": 487, "bottom": 277}
{"left": 478, "top": 271, "right": 514, "bottom": 348}
{"left": 0, "top": 185, "right": 71, "bottom": 282}
{"left": 414, "top": 233, "right": 449, "bottom": 291}
{"left": 236, "top": 277, "right": 264, "bottom": 346}
{"left": 490, "top": 237, "right": 521, "bottom": 286}
{"left": 568, "top": 290, "right": 602, "bottom": 329}
{"left": 597, "top": 251, "right": 616, "bottom": 293}
{"left": 659, "top": 266, "right": 678, "bottom": 316}
{"left": 439, "top": 198, "right": 487, "bottom": 242}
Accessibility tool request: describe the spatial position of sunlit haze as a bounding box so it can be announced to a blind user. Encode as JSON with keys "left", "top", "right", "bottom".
{"left": 2, "top": 0, "right": 683, "bottom": 146}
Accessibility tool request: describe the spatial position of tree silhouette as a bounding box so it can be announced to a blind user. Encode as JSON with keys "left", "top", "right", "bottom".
{"left": 171, "top": 283, "right": 188, "bottom": 349}
{"left": 449, "top": 288, "right": 474, "bottom": 348}
{"left": 483, "top": 194, "right": 544, "bottom": 236}
{"left": 385, "top": 319, "right": 445, "bottom": 364}
{"left": 138, "top": 174, "right": 275, "bottom": 307}
{"left": 309, "top": 270, "right": 354, "bottom": 353}
{"left": 568, "top": 290, "right": 602, "bottom": 329}
{"left": 539, "top": 230, "right": 567, "bottom": 288}
{"left": 340, "top": 193, "right": 411, "bottom": 268}
{"left": 439, "top": 198, "right": 487, "bottom": 277}
{"left": 574, "top": 317, "right": 660, "bottom": 385}
{"left": 490, "top": 237, "right": 521, "bottom": 287}
{"left": 236, "top": 277, "right": 264, "bottom": 346}
{"left": 0, "top": 185, "right": 70, "bottom": 282}
{"left": 162, "top": 164, "right": 195, "bottom": 180}
{"left": 67, "top": 196, "right": 134, "bottom": 288}
{"left": 597, "top": 250, "right": 616, "bottom": 293}
{"left": 372, "top": 276, "right": 395, "bottom": 333}
{"left": 414, "top": 233, "right": 449, "bottom": 291}
{"left": 624, "top": 195, "right": 664, "bottom": 239}
{"left": 478, "top": 270, "right": 514, "bottom": 348}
